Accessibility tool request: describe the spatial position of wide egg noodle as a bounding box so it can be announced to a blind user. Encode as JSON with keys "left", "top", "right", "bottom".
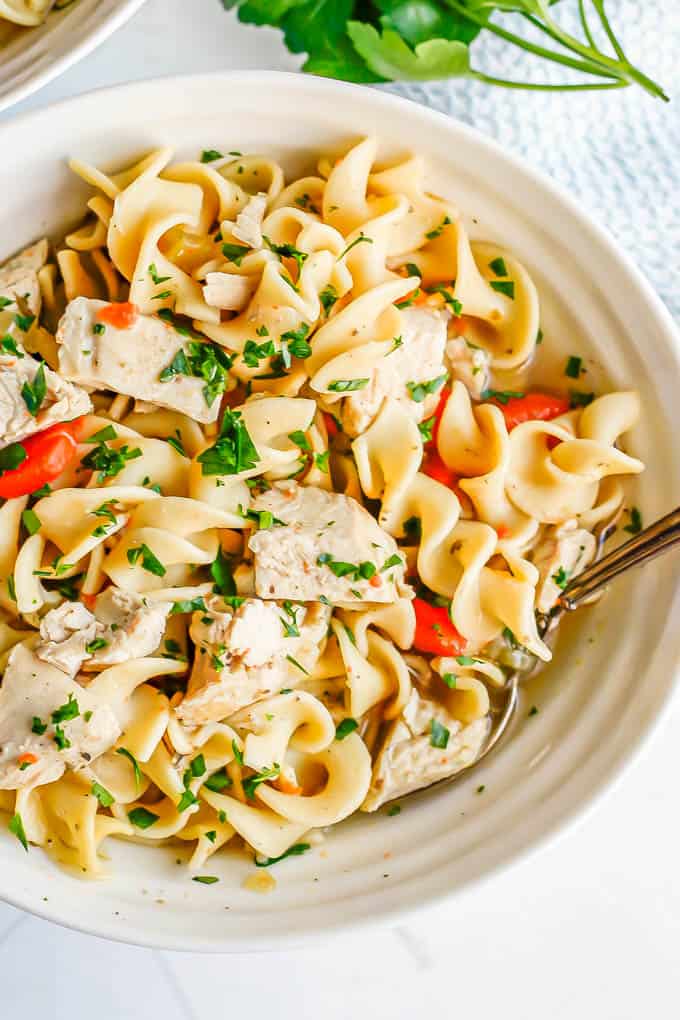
{"left": 0, "top": 136, "right": 645, "bottom": 877}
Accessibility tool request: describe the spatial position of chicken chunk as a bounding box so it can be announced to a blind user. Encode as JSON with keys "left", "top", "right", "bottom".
{"left": 361, "top": 687, "right": 489, "bottom": 811}
{"left": 36, "top": 602, "right": 99, "bottom": 676}
{"left": 0, "top": 239, "right": 48, "bottom": 317}
{"left": 202, "top": 272, "right": 255, "bottom": 312}
{"left": 249, "top": 481, "right": 406, "bottom": 604}
{"left": 532, "top": 523, "right": 596, "bottom": 613}
{"left": 176, "top": 596, "right": 330, "bottom": 725}
{"left": 231, "top": 193, "right": 268, "bottom": 249}
{"left": 36, "top": 589, "right": 170, "bottom": 674}
{"left": 341, "top": 307, "right": 447, "bottom": 437}
{"left": 0, "top": 348, "right": 91, "bottom": 450}
{"left": 0, "top": 643, "right": 120, "bottom": 791}
{"left": 82, "top": 587, "right": 171, "bottom": 669}
{"left": 56, "top": 297, "right": 220, "bottom": 425}
{"left": 445, "top": 335, "right": 491, "bottom": 400}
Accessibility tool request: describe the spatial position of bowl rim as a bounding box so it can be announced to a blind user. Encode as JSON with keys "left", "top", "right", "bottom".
{"left": 0, "top": 0, "right": 148, "bottom": 115}
{"left": 0, "top": 68, "right": 679, "bottom": 952}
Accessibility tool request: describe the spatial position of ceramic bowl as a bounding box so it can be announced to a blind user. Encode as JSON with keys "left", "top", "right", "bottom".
{"left": 0, "top": 71, "right": 678, "bottom": 951}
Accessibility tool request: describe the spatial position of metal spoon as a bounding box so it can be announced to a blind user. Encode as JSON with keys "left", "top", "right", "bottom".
{"left": 393, "top": 506, "right": 680, "bottom": 805}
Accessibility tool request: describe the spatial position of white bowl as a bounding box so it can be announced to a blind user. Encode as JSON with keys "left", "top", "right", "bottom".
{"left": 0, "top": 71, "right": 678, "bottom": 952}
{"left": 0, "top": 0, "right": 147, "bottom": 114}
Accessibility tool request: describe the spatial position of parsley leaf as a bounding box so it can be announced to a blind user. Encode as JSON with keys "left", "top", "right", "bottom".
{"left": 335, "top": 717, "right": 358, "bottom": 740}
{"left": 624, "top": 507, "right": 643, "bottom": 535}
{"left": 254, "top": 843, "right": 310, "bottom": 868}
{"left": 430, "top": 718, "right": 450, "bottom": 749}
{"left": 197, "top": 408, "right": 259, "bottom": 477}
{"left": 21, "top": 363, "right": 47, "bottom": 416}
{"left": 406, "top": 374, "right": 447, "bottom": 403}
{"left": 128, "top": 807, "right": 159, "bottom": 829}
{"left": 327, "top": 378, "right": 369, "bottom": 392}
{"left": 8, "top": 813, "right": 28, "bottom": 852}
{"left": 126, "top": 543, "right": 166, "bottom": 577}
{"left": 0, "top": 442, "right": 27, "bottom": 477}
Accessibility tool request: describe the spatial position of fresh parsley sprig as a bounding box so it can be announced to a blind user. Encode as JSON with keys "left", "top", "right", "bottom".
{"left": 224, "top": 1, "right": 666, "bottom": 99}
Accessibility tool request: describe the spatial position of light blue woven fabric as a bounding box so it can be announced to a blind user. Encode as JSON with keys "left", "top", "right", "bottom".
{"left": 388, "top": 1, "right": 680, "bottom": 320}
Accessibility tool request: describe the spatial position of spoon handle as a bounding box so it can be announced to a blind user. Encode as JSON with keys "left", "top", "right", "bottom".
{"left": 559, "top": 506, "right": 680, "bottom": 611}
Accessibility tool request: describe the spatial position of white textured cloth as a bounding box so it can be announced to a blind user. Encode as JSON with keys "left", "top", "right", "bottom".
{"left": 388, "top": 1, "right": 680, "bottom": 319}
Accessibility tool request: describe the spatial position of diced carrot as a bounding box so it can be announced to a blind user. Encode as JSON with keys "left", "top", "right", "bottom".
{"left": 273, "top": 775, "right": 302, "bottom": 796}
{"left": 422, "top": 449, "right": 458, "bottom": 489}
{"left": 17, "top": 753, "right": 38, "bottom": 766}
{"left": 488, "top": 392, "right": 570, "bottom": 432}
{"left": 413, "top": 598, "right": 467, "bottom": 657}
{"left": 369, "top": 574, "right": 383, "bottom": 588}
{"left": 323, "top": 412, "right": 339, "bottom": 438}
{"left": 97, "top": 301, "right": 139, "bottom": 330}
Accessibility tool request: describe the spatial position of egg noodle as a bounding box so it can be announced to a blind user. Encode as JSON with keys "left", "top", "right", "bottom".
{"left": 0, "top": 0, "right": 71, "bottom": 29}
{"left": 0, "top": 137, "right": 644, "bottom": 878}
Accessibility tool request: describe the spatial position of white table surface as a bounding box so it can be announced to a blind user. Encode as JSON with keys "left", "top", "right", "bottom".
{"left": 2, "top": 2, "right": 680, "bottom": 1017}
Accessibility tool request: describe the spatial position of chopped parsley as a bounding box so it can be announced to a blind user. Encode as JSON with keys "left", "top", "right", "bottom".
{"left": 455, "top": 655, "right": 481, "bottom": 666}
{"left": 490, "top": 280, "right": 515, "bottom": 299}
{"left": 192, "top": 875, "right": 219, "bottom": 884}
{"left": 552, "top": 566, "right": 569, "bottom": 589}
{"left": 211, "top": 547, "right": 237, "bottom": 596}
{"left": 425, "top": 216, "right": 451, "bottom": 241}
{"left": 418, "top": 417, "right": 435, "bottom": 443}
{"left": 430, "top": 718, "right": 450, "bottom": 749}
{"left": 242, "top": 764, "right": 280, "bottom": 800}
{"left": 480, "top": 389, "right": 524, "bottom": 405}
{"left": 126, "top": 543, "right": 166, "bottom": 577}
{"left": 81, "top": 439, "right": 142, "bottom": 482}
{"left": 170, "top": 597, "right": 207, "bottom": 615}
{"left": 387, "top": 804, "right": 402, "bottom": 816}
{"left": 204, "top": 769, "right": 232, "bottom": 792}
{"left": 0, "top": 335, "right": 23, "bottom": 357}
{"left": 201, "top": 149, "right": 223, "bottom": 163}
{"left": 92, "top": 782, "right": 115, "bottom": 808}
{"left": 286, "top": 654, "right": 309, "bottom": 675}
{"left": 254, "top": 843, "right": 310, "bottom": 867}
{"left": 243, "top": 337, "right": 276, "bottom": 367}
{"left": 0, "top": 442, "right": 27, "bottom": 476}
{"left": 263, "top": 235, "right": 308, "bottom": 275}
{"left": 624, "top": 507, "right": 643, "bottom": 535}
{"left": 569, "top": 390, "right": 595, "bottom": 408}
{"left": 381, "top": 554, "right": 402, "bottom": 572}
{"left": 128, "top": 807, "right": 159, "bottom": 829}
{"left": 489, "top": 256, "right": 508, "bottom": 277}
{"left": 565, "top": 355, "right": 583, "bottom": 379}
{"left": 403, "top": 515, "right": 422, "bottom": 542}
{"left": 85, "top": 638, "right": 108, "bottom": 654}
{"left": 327, "top": 378, "right": 369, "bottom": 392}
{"left": 338, "top": 233, "right": 373, "bottom": 260}
{"left": 288, "top": 430, "right": 311, "bottom": 452}
{"left": 335, "top": 718, "right": 358, "bottom": 740}
{"left": 424, "top": 283, "right": 462, "bottom": 315}
{"left": 442, "top": 673, "right": 457, "bottom": 688}
{"left": 14, "top": 313, "right": 35, "bottom": 333}
{"left": 159, "top": 340, "right": 234, "bottom": 407}
{"left": 21, "top": 363, "right": 46, "bottom": 416}
{"left": 51, "top": 694, "right": 79, "bottom": 724}
{"left": 166, "top": 432, "right": 186, "bottom": 457}
{"left": 528, "top": 705, "right": 539, "bottom": 717}
{"left": 221, "top": 243, "right": 250, "bottom": 266}
{"left": 316, "top": 552, "right": 376, "bottom": 581}
{"left": 8, "top": 813, "right": 28, "bottom": 852}
{"left": 320, "top": 284, "right": 338, "bottom": 315}
{"left": 280, "top": 600, "right": 301, "bottom": 638}
{"left": 197, "top": 408, "right": 259, "bottom": 477}
{"left": 314, "top": 450, "right": 330, "bottom": 473}
{"left": 116, "top": 747, "right": 143, "bottom": 791}
{"left": 21, "top": 508, "right": 41, "bottom": 535}
{"left": 53, "top": 725, "right": 71, "bottom": 751}
{"left": 406, "top": 374, "right": 447, "bottom": 403}
{"left": 31, "top": 717, "right": 47, "bottom": 735}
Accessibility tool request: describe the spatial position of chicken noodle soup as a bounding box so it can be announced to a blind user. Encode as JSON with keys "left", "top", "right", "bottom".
{"left": 0, "top": 138, "right": 644, "bottom": 876}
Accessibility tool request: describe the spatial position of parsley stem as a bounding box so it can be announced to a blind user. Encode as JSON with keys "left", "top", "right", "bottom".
{"left": 444, "top": 1, "right": 621, "bottom": 79}
{"left": 591, "top": 0, "right": 626, "bottom": 62}
{"left": 577, "top": 0, "right": 598, "bottom": 51}
{"left": 470, "top": 73, "right": 627, "bottom": 93}
{"left": 536, "top": 3, "right": 668, "bottom": 100}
